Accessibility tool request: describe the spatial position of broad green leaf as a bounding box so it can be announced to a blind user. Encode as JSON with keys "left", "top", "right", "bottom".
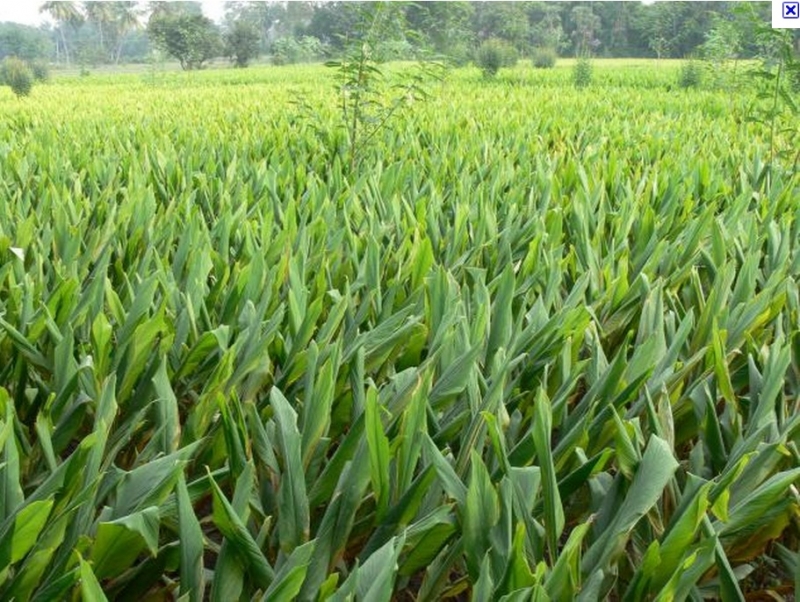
{"left": 78, "top": 555, "right": 109, "bottom": 602}
{"left": 112, "top": 443, "right": 198, "bottom": 519}
{"left": 462, "top": 451, "right": 500, "bottom": 580}
{"left": 533, "top": 389, "right": 564, "bottom": 560}
{"left": 261, "top": 540, "right": 316, "bottom": 602}
{"left": 271, "top": 386, "right": 310, "bottom": 553}
{"left": 365, "top": 388, "right": 391, "bottom": 520}
{"left": 92, "top": 506, "right": 160, "bottom": 579}
{"left": 582, "top": 436, "right": 678, "bottom": 574}
{"left": 176, "top": 473, "right": 205, "bottom": 602}
{"left": 0, "top": 499, "right": 53, "bottom": 568}
{"left": 208, "top": 467, "right": 274, "bottom": 590}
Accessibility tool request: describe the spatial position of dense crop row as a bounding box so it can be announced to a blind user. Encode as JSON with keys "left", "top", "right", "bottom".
{"left": 0, "top": 63, "right": 798, "bottom": 600}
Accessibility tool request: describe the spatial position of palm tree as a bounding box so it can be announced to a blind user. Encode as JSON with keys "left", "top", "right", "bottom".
{"left": 148, "top": 1, "right": 203, "bottom": 20}
{"left": 40, "top": 1, "right": 84, "bottom": 66}
{"left": 110, "top": 2, "right": 143, "bottom": 64}
{"left": 84, "top": 2, "right": 114, "bottom": 62}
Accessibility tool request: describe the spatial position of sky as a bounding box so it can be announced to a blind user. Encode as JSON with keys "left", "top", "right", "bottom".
{"left": 0, "top": 1, "right": 229, "bottom": 26}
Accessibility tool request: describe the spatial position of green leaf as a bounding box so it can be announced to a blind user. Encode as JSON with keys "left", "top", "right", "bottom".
{"left": 365, "top": 387, "right": 391, "bottom": 520}
{"left": 423, "top": 434, "right": 467, "bottom": 506}
{"left": 271, "top": 386, "right": 310, "bottom": 553}
{"left": 533, "top": 389, "right": 564, "bottom": 560}
{"left": 0, "top": 403, "right": 23, "bottom": 522}
{"left": 300, "top": 355, "right": 335, "bottom": 468}
{"left": 429, "top": 345, "right": 482, "bottom": 406}
{"left": 486, "top": 264, "right": 515, "bottom": 365}
{"left": 208, "top": 468, "right": 274, "bottom": 589}
{"left": 261, "top": 541, "right": 316, "bottom": 602}
{"left": 358, "top": 535, "right": 405, "bottom": 602}
{"left": 79, "top": 554, "right": 109, "bottom": 602}
{"left": 462, "top": 451, "right": 500, "bottom": 580}
{"left": 473, "top": 553, "right": 495, "bottom": 602}
{"left": 711, "top": 323, "right": 736, "bottom": 406}
{"left": 546, "top": 520, "right": 591, "bottom": 598}
{"left": 152, "top": 356, "right": 180, "bottom": 454}
{"left": 92, "top": 506, "right": 160, "bottom": 579}
{"left": 176, "top": 473, "right": 205, "bottom": 602}
{"left": 499, "top": 523, "right": 537, "bottom": 594}
{"left": 0, "top": 498, "right": 53, "bottom": 568}
{"left": 582, "top": 436, "right": 678, "bottom": 574}
{"left": 112, "top": 443, "right": 198, "bottom": 519}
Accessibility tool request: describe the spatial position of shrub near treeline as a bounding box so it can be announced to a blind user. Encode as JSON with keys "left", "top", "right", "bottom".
{"left": 476, "top": 38, "right": 518, "bottom": 78}
{"left": 0, "top": 56, "right": 48, "bottom": 97}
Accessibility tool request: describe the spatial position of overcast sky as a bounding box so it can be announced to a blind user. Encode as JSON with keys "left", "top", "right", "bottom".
{"left": 0, "top": 1, "right": 228, "bottom": 26}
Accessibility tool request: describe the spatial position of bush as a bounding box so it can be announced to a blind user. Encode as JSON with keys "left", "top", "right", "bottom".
{"left": 1, "top": 57, "right": 34, "bottom": 97}
{"left": 373, "top": 39, "right": 414, "bottom": 63}
{"left": 444, "top": 41, "right": 471, "bottom": 68}
{"left": 678, "top": 59, "right": 703, "bottom": 89}
{"left": 271, "top": 36, "right": 324, "bottom": 66}
{"left": 30, "top": 61, "right": 49, "bottom": 82}
{"left": 573, "top": 56, "right": 592, "bottom": 88}
{"left": 476, "top": 38, "right": 517, "bottom": 78}
{"left": 532, "top": 47, "right": 557, "bottom": 69}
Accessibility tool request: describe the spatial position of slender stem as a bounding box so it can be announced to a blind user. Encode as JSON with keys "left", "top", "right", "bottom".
{"left": 770, "top": 60, "right": 783, "bottom": 168}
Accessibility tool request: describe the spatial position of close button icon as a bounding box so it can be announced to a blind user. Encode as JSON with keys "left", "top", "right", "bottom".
{"left": 783, "top": 1, "right": 800, "bottom": 18}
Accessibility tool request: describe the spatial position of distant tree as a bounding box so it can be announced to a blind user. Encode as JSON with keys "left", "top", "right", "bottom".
{"left": 107, "top": 2, "right": 143, "bottom": 64}
{"left": 224, "top": 2, "right": 284, "bottom": 52}
{"left": 225, "top": 20, "right": 260, "bottom": 67}
{"left": 244, "top": 1, "right": 763, "bottom": 64}
{"left": 649, "top": 35, "right": 670, "bottom": 62}
{"left": 84, "top": 2, "right": 113, "bottom": 59}
{"left": 643, "top": 2, "right": 722, "bottom": 58}
{"left": 404, "top": 2, "right": 475, "bottom": 64}
{"left": 40, "top": 1, "right": 84, "bottom": 66}
{"left": 147, "top": 13, "right": 221, "bottom": 70}
{"left": 148, "top": 2, "right": 203, "bottom": 20}
{"left": 0, "top": 24, "right": 52, "bottom": 62}
{"left": 270, "top": 35, "right": 323, "bottom": 65}
{"left": 571, "top": 5, "right": 601, "bottom": 57}
{"left": 306, "top": 2, "right": 363, "bottom": 51}
{"left": 703, "top": 15, "right": 742, "bottom": 65}
{"left": 528, "top": 3, "right": 565, "bottom": 53}
{"left": 698, "top": 14, "right": 741, "bottom": 88}
{"left": 284, "top": 2, "right": 316, "bottom": 37}
{"left": 473, "top": 2, "right": 530, "bottom": 51}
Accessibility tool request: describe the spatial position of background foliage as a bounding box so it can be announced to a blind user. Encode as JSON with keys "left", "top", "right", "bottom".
{"left": 0, "top": 1, "right": 789, "bottom": 69}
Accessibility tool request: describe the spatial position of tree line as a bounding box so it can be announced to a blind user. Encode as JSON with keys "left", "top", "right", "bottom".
{"left": 0, "top": 1, "right": 779, "bottom": 70}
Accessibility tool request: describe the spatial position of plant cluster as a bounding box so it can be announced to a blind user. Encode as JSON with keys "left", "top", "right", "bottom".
{"left": 678, "top": 59, "right": 704, "bottom": 89}
{"left": 1, "top": 56, "right": 34, "bottom": 97}
{"left": 573, "top": 55, "right": 593, "bottom": 87}
{"left": 476, "top": 38, "right": 518, "bottom": 78}
{"left": 745, "top": 13, "right": 800, "bottom": 171}
{"left": 317, "top": 2, "right": 443, "bottom": 175}
{"left": 532, "top": 47, "right": 558, "bottom": 69}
